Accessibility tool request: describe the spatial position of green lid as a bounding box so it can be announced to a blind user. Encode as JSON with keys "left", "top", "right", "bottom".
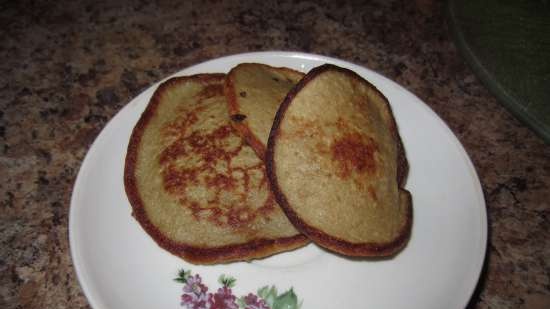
{"left": 447, "top": 0, "right": 550, "bottom": 143}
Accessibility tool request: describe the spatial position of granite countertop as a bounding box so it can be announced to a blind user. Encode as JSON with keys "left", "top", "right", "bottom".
{"left": 1, "top": 1, "right": 549, "bottom": 308}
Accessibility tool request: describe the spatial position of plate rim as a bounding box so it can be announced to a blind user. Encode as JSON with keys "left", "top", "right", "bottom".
{"left": 69, "top": 51, "right": 487, "bottom": 309}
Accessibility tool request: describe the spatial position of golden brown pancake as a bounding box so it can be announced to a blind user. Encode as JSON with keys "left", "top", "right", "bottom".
{"left": 224, "top": 63, "right": 304, "bottom": 160}
{"left": 124, "top": 74, "right": 308, "bottom": 264}
{"left": 266, "top": 64, "right": 412, "bottom": 257}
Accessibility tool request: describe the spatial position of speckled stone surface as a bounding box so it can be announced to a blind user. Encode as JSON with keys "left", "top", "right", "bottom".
{"left": 1, "top": 0, "right": 549, "bottom": 308}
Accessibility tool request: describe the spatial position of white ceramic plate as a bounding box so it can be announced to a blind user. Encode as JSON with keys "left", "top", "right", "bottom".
{"left": 69, "top": 52, "right": 486, "bottom": 309}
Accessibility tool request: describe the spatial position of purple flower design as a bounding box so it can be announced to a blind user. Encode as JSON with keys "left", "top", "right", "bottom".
{"left": 180, "top": 275, "right": 239, "bottom": 309}
{"left": 210, "top": 287, "right": 238, "bottom": 309}
{"left": 243, "top": 293, "right": 270, "bottom": 309}
{"left": 184, "top": 274, "right": 209, "bottom": 294}
{"left": 181, "top": 274, "right": 211, "bottom": 309}
{"left": 181, "top": 293, "right": 211, "bottom": 309}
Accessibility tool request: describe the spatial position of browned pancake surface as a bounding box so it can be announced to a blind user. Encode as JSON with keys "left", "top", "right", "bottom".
{"left": 125, "top": 74, "right": 307, "bottom": 264}
{"left": 224, "top": 63, "right": 304, "bottom": 160}
{"left": 266, "top": 64, "right": 412, "bottom": 257}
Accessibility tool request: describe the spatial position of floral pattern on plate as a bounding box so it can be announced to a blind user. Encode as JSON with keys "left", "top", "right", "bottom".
{"left": 175, "top": 269, "right": 302, "bottom": 309}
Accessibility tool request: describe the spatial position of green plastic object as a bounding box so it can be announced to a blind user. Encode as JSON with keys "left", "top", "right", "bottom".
{"left": 447, "top": 0, "right": 550, "bottom": 143}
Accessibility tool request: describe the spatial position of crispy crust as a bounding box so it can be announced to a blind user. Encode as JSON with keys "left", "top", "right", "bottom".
{"left": 224, "top": 72, "right": 268, "bottom": 160}
{"left": 266, "top": 64, "right": 412, "bottom": 257}
{"left": 124, "top": 74, "right": 308, "bottom": 264}
{"left": 224, "top": 63, "right": 305, "bottom": 161}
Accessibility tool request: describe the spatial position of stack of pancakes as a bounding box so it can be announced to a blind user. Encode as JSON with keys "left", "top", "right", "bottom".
{"left": 124, "top": 63, "right": 412, "bottom": 264}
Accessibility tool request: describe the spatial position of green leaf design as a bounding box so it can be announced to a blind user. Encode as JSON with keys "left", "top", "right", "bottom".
{"left": 218, "top": 274, "right": 237, "bottom": 288}
{"left": 257, "top": 285, "right": 278, "bottom": 307}
{"left": 174, "top": 269, "right": 191, "bottom": 284}
{"left": 272, "top": 288, "right": 300, "bottom": 309}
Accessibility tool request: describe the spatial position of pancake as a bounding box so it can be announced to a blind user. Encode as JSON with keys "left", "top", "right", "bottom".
{"left": 124, "top": 74, "right": 308, "bottom": 264}
{"left": 266, "top": 64, "right": 412, "bottom": 257}
{"left": 224, "top": 63, "right": 304, "bottom": 160}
